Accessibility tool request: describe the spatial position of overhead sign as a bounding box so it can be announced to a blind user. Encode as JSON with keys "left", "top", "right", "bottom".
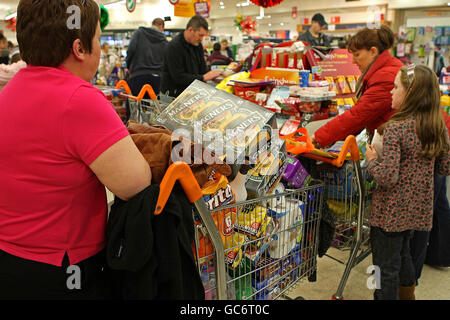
{"left": 174, "top": 0, "right": 196, "bottom": 17}
{"left": 126, "top": 0, "right": 136, "bottom": 13}
{"left": 174, "top": 0, "right": 210, "bottom": 18}
{"left": 194, "top": 1, "right": 209, "bottom": 18}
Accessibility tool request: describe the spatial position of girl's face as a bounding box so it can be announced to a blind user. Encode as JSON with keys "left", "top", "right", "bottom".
{"left": 391, "top": 71, "right": 407, "bottom": 110}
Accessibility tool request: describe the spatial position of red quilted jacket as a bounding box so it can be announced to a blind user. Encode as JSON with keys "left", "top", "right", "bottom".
{"left": 442, "top": 110, "right": 450, "bottom": 132}
{"left": 315, "top": 50, "right": 403, "bottom": 147}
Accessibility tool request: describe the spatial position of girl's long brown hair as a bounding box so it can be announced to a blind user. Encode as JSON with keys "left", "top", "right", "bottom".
{"left": 386, "top": 65, "right": 448, "bottom": 159}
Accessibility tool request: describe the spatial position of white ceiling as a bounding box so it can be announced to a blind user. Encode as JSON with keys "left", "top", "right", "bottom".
{"left": 2, "top": 0, "right": 449, "bottom": 21}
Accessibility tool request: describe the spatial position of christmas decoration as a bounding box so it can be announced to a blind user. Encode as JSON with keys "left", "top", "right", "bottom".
{"left": 100, "top": 4, "right": 109, "bottom": 31}
{"left": 234, "top": 14, "right": 243, "bottom": 31}
{"left": 250, "top": 0, "right": 284, "bottom": 8}
{"left": 4, "top": 11, "right": 16, "bottom": 32}
{"left": 240, "top": 16, "right": 257, "bottom": 35}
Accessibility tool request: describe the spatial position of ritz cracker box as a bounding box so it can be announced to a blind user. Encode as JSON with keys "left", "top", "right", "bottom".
{"left": 155, "top": 80, "right": 279, "bottom": 167}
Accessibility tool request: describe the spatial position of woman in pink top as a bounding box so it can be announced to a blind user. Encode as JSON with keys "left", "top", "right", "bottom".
{"left": 0, "top": 0, "right": 151, "bottom": 299}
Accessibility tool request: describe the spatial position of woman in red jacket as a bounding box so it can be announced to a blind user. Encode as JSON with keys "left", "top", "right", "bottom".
{"left": 312, "top": 25, "right": 403, "bottom": 147}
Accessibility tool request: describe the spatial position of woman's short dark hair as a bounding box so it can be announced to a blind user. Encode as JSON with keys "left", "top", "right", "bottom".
{"left": 17, "top": 0, "right": 100, "bottom": 67}
{"left": 213, "top": 43, "right": 221, "bottom": 51}
{"left": 347, "top": 24, "right": 394, "bottom": 54}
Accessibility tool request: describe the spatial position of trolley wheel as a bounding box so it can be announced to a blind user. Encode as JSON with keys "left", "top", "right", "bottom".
{"left": 294, "top": 296, "right": 306, "bottom": 300}
{"left": 308, "top": 270, "right": 317, "bottom": 282}
{"left": 331, "top": 294, "right": 344, "bottom": 300}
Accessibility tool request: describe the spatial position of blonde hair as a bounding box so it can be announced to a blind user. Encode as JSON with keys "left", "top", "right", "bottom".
{"left": 388, "top": 65, "right": 448, "bottom": 158}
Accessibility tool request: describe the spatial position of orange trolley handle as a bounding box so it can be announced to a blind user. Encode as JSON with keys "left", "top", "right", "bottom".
{"left": 115, "top": 81, "right": 157, "bottom": 101}
{"left": 115, "top": 80, "right": 132, "bottom": 94}
{"left": 280, "top": 127, "right": 315, "bottom": 155}
{"left": 154, "top": 162, "right": 203, "bottom": 215}
{"left": 280, "top": 128, "right": 360, "bottom": 168}
{"left": 134, "top": 84, "right": 157, "bottom": 101}
{"left": 306, "top": 135, "right": 360, "bottom": 168}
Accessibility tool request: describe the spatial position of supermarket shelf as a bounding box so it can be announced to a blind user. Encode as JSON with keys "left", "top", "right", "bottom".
{"left": 298, "top": 21, "right": 391, "bottom": 34}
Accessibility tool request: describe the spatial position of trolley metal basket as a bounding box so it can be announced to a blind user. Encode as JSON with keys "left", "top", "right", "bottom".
{"left": 96, "top": 83, "right": 129, "bottom": 124}
{"left": 155, "top": 161, "right": 323, "bottom": 300}
{"left": 114, "top": 80, "right": 163, "bottom": 125}
{"left": 299, "top": 134, "right": 373, "bottom": 300}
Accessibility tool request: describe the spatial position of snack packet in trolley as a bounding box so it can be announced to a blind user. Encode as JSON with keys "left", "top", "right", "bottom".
{"left": 193, "top": 170, "right": 246, "bottom": 268}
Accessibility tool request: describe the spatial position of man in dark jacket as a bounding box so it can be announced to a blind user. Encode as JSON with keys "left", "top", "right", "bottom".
{"left": 298, "top": 13, "right": 331, "bottom": 48}
{"left": 160, "top": 15, "right": 222, "bottom": 97}
{"left": 127, "top": 18, "right": 168, "bottom": 96}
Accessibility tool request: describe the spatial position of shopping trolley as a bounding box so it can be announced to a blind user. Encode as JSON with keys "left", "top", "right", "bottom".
{"left": 293, "top": 132, "right": 373, "bottom": 300}
{"left": 97, "top": 83, "right": 129, "bottom": 123}
{"left": 155, "top": 161, "right": 324, "bottom": 300}
{"left": 114, "top": 80, "right": 163, "bottom": 124}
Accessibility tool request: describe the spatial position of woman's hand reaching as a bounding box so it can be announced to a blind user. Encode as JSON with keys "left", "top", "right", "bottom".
{"left": 310, "top": 134, "right": 321, "bottom": 148}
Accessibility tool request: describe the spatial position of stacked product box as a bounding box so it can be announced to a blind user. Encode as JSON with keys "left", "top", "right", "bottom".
{"left": 155, "top": 80, "right": 278, "bottom": 168}
{"left": 245, "top": 137, "right": 288, "bottom": 199}
{"left": 282, "top": 155, "right": 311, "bottom": 189}
{"left": 318, "top": 162, "right": 353, "bottom": 200}
{"left": 252, "top": 249, "right": 302, "bottom": 300}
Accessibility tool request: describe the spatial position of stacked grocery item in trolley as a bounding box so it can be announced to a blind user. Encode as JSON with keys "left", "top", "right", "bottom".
{"left": 147, "top": 80, "right": 324, "bottom": 300}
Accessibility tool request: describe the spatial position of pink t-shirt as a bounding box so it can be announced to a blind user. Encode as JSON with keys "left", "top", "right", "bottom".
{"left": 0, "top": 65, "right": 129, "bottom": 266}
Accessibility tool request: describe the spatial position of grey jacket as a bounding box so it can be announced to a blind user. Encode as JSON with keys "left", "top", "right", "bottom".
{"left": 126, "top": 27, "right": 168, "bottom": 79}
{"left": 298, "top": 30, "right": 330, "bottom": 47}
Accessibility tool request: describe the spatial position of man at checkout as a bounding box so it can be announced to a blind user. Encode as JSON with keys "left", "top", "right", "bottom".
{"left": 161, "top": 15, "right": 223, "bottom": 97}
{"left": 298, "top": 13, "right": 331, "bottom": 48}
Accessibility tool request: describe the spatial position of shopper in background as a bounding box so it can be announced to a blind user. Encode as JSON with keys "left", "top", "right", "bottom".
{"left": 298, "top": 13, "right": 331, "bottom": 48}
{"left": 98, "top": 42, "right": 118, "bottom": 81}
{"left": 0, "top": 34, "right": 9, "bottom": 64}
{"left": 312, "top": 25, "right": 403, "bottom": 148}
{"left": 220, "top": 39, "right": 233, "bottom": 59}
{"left": 364, "top": 65, "right": 450, "bottom": 300}
{"left": 126, "top": 17, "right": 168, "bottom": 96}
{"left": 0, "top": 47, "right": 26, "bottom": 91}
{"left": 161, "top": 15, "right": 223, "bottom": 97}
{"left": 0, "top": 0, "right": 151, "bottom": 299}
{"left": 209, "top": 42, "right": 233, "bottom": 65}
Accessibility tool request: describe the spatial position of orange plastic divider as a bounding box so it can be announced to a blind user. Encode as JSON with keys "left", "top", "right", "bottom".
{"left": 154, "top": 162, "right": 203, "bottom": 215}
{"left": 115, "top": 80, "right": 131, "bottom": 94}
{"left": 280, "top": 127, "right": 315, "bottom": 154}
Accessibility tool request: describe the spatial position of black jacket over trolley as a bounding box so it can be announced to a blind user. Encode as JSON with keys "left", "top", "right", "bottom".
{"left": 106, "top": 184, "right": 205, "bottom": 300}
{"left": 160, "top": 32, "right": 207, "bottom": 98}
